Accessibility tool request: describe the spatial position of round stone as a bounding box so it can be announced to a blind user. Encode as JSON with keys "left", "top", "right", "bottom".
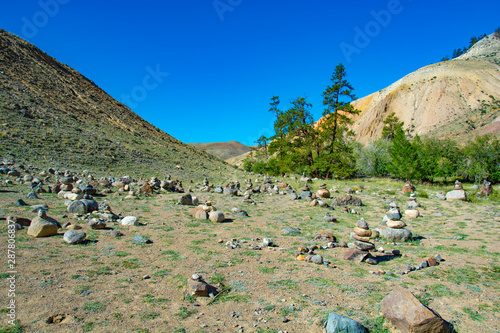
{"left": 404, "top": 209, "right": 420, "bottom": 218}
{"left": 387, "top": 220, "right": 406, "bottom": 228}
{"left": 353, "top": 234, "right": 371, "bottom": 242}
{"left": 209, "top": 211, "right": 225, "bottom": 223}
{"left": 353, "top": 227, "right": 371, "bottom": 237}
{"left": 63, "top": 230, "right": 86, "bottom": 244}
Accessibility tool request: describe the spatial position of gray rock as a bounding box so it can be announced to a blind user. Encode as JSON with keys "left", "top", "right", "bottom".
{"left": 79, "top": 183, "right": 96, "bottom": 195}
{"left": 354, "top": 240, "right": 375, "bottom": 251}
{"left": 469, "top": 185, "right": 479, "bottom": 190}
{"left": 299, "top": 191, "right": 312, "bottom": 199}
{"left": 67, "top": 200, "right": 86, "bottom": 215}
{"left": 310, "top": 255, "right": 323, "bottom": 264}
{"left": 132, "top": 235, "right": 152, "bottom": 244}
{"left": 110, "top": 230, "right": 124, "bottom": 237}
{"left": 26, "top": 191, "right": 39, "bottom": 199}
{"left": 16, "top": 199, "right": 28, "bottom": 206}
{"left": 356, "top": 218, "right": 369, "bottom": 229}
{"left": 386, "top": 208, "right": 402, "bottom": 220}
{"left": 236, "top": 211, "right": 249, "bottom": 217}
{"left": 282, "top": 228, "right": 301, "bottom": 234}
{"left": 89, "top": 218, "right": 106, "bottom": 229}
{"left": 324, "top": 312, "right": 368, "bottom": 333}
{"left": 379, "top": 227, "right": 412, "bottom": 242}
{"left": 63, "top": 230, "right": 86, "bottom": 244}
{"left": 323, "top": 212, "right": 337, "bottom": 222}
{"left": 407, "top": 201, "right": 420, "bottom": 209}
{"left": 67, "top": 199, "right": 98, "bottom": 215}
{"left": 436, "top": 193, "right": 446, "bottom": 200}
{"left": 331, "top": 195, "right": 363, "bottom": 206}
{"left": 60, "top": 176, "right": 74, "bottom": 185}
{"left": 31, "top": 204, "right": 49, "bottom": 213}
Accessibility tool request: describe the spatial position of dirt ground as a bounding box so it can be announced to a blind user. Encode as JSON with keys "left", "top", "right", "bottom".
{"left": 1, "top": 176, "right": 499, "bottom": 333}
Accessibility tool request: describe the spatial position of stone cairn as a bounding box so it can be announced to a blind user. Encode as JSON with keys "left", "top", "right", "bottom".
{"left": 404, "top": 193, "right": 420, "bottom": 218}
{"left": 187, "top": 274, "right": 217, "bottom": 297}
{"left": 445, "top": 180, "right": 467, "bottom": 201}
{"left": 316, "top": 183, "right": 330, "bottom": 199}
{"left": 401, "top": 181, "right": 415, "bottom": 194}
{"left": 352, "top": 218, "right": 376, "bottom": 251}
{"left": 479, "top": 180, "right": 493, "bottom": 197}
{"left": 380, "top": 202, "right": 412, "bottom": 242}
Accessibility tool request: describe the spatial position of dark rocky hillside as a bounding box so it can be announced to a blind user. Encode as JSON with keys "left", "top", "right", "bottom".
{"left": 0, "top": 29, "right": 232, "bottom": 178}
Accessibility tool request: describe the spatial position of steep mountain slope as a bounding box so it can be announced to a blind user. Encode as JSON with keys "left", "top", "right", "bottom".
{"left": 0, "top": 29, "right": 231, "bottom": 177}
{"left": 189, "top": 141, "right": 251, "bottom": 161}
{"left": 349, "top": 33, "right": 500, "bottom": 144}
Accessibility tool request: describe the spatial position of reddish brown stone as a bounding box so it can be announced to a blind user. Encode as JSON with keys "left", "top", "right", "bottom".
{"left": 421, "top": 257, "right": 439, "bottom": 267}
{"left": 381, "top": 289, "right": 452, "bottom": 333}
{"left": 343, "top": 248, "right": 369, "bottom": 262}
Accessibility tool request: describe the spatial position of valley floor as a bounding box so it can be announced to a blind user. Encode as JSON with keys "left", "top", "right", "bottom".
{"left": 0, "top": 177, "right": 499, "bottom": 333}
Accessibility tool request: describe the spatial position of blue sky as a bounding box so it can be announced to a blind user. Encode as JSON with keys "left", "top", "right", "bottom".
{"left": 1, "top": 1, "right": 499, "bottom": 145}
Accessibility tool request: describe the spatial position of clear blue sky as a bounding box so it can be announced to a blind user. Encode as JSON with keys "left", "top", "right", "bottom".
{"left": 1, "top": 1, "right": 499, "bottom": 145}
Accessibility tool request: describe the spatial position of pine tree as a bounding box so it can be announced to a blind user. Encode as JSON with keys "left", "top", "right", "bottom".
{"left": 388, "top": 127, "right": 420, "bottom": 181}
{"left": 381, "top": 112, "right": 404, "bottom": 140}
{"left": 321, "top": 63, "right": 360, "bottom": 148}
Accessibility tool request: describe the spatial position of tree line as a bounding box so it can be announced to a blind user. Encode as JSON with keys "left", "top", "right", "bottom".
{"left": 244, "top": 64, "right": 500, "bottom": 184}
{"left": 354, "top": 114, "right": 500, "bottom": 183}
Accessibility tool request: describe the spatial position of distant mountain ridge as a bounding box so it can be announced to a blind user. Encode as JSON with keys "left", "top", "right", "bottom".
{"left": 189, "top": 141, "right": 252, "bottom": 161}
{"left": 0, "top": 28, "right": 231, "bottom": 177}
{"left": 348, "top": 32, "right": 500, "bottom": 143}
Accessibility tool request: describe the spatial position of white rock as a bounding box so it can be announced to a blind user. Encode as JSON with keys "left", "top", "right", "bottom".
{"left": 446, "top": 189, "right": 466, "bottom": 201}
{"left": 121, "top": 216, "right": 139, "bottom": 226}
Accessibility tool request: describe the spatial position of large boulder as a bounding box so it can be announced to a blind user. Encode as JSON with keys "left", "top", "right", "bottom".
{"left": 63, "top": 230, "right": 86, "bottom": 244}
{"left": 67, "top": 199, "right": 98, "bottom": 214}
{"left": 445, "top": 189, "right": 466, "bottom": 201}
{"left": 379, "top": 227, "right": 412, "bottom": 242}
{"left": 331, "top": 195, "right": 363, "bottom": 206}
{"left": 121, "top": 216, "right": 139, "bottom": 226}
{"left": 324, "top": 312, "right": 369, "bottom": 333}
{"left": 381, "top": 289, "right": 452, "bottom": 333}
{"left": 27, "top": 211, "right": 59, "bottom": 237}
{"left": 209, "top": 211, "right": 225, "bottom": 223}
